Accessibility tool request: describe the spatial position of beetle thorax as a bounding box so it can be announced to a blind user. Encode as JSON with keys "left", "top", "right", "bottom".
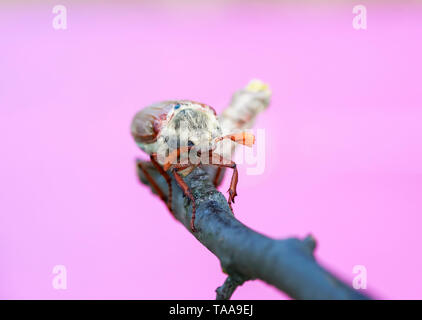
{"left": 157, "top": 102, "right": 222, "bottom": 154}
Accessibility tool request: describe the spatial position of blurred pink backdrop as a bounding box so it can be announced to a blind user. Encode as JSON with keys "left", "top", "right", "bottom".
{"left": 1, "top": 1, "right": 421, "bottom": 299}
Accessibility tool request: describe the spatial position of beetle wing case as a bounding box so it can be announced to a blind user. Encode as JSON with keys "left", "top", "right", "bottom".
{"left": 131, "top": 100, "right": 220, "bottom": 157}
{"left": 131, "top": 101, "right": 175, "bottom": 146}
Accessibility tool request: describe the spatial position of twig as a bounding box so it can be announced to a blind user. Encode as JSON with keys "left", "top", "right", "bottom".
{"left": 136, "top": 163, "right": 369, "bottom": 300}
{"left": 216, "top": 275, "right": 246, "bottom": 300}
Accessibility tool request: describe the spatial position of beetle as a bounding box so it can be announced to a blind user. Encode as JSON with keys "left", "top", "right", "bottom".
{"left": 131, "top": 100, "right": 255, "bottom": 232}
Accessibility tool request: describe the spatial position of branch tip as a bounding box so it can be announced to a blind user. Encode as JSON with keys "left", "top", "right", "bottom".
{"left": 215, "top": 275, "right": 246, "bottom": 300}
{"left": 303, "top": 234, "right": 317, "bottom": 253}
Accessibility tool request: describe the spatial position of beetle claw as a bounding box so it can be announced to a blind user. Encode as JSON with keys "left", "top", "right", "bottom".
{"left": 190, "top": 220, "right": 197, "bottom": 232}
{"left": 227, "top": 189, "right": 237, "bottom": 214}
{"left": 228, "top": 189, "right": 237, "bottom": 203}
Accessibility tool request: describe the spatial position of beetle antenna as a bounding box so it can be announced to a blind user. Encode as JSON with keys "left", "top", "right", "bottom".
{"left": 214, "top": 131, "right": 255, "bottom": 147}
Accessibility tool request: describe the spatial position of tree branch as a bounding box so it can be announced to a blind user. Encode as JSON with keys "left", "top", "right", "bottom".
{"left": 216, "top": 274, "right": 246, "bottom": 300}
{"left": 136, "top": 163, "right": 369, "bottom": 300}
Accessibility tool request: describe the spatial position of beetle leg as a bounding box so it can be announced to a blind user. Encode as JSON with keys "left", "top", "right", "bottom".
{"left": 137, "top": 161, "right": 168, "bottom": 205}
{"left": 150, "top": 153, "right": 173, "bottom": 214}
{"left": 173, "top": 166, "right": 197, "bottom": 232}
{"left": 213, "top": 167, "right": 223, "bottom": 187}
{"left": 208, "top": 152, "right": 238, "bottom": 214}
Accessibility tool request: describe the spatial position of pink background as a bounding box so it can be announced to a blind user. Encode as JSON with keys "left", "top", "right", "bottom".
{"left": 1, "top": 1, "right": 421, "bottom": 299}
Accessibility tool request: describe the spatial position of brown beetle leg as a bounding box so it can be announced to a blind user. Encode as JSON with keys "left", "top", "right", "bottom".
{"left": 137, "top": 161, "right": 168, "bottom": 204}
{"left": 150, "top": 153, "right": 173, "bottom": 214}
{"left": 172, "top": 165, "right": 197, "bottom": 232}
{"left": 213, "top": 167, "right": 223, "bottom": 187}
{"left": 209, "top": 152, "right": 238, "bottom": 214}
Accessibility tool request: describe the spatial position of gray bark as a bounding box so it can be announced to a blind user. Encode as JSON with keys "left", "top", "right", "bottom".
{"left": 136, "top": 163, "right": 369, "bottom": 300}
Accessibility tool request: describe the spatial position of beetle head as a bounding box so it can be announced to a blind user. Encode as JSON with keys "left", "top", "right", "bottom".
{"left": 158, "top": 101, "right": 255, "bottom": 170}
{"left": 157, "top": 101, "right": 221, "bottom": 166}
